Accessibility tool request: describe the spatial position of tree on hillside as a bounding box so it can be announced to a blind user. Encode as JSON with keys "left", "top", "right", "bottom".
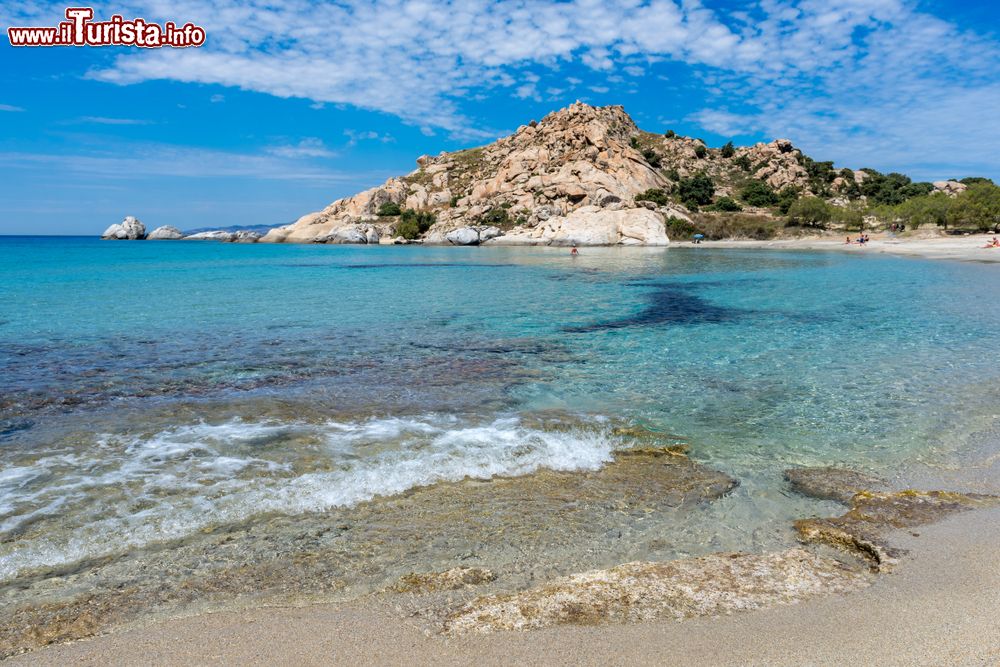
{"left": 786, "top": 197, "right": 833, "bottom": 228}
{"left": 740, "top": 180, "right": 778, "bottom": 207}
{"left": 860, "top": 170, "right": 933, "bottom": 206}
{"left": 947, "top": 183, "right": 1000, "bottom": 231}
{"left": 677, "top": 173, "right": 714, "bottom": 207}
{"left": 894, "top": 192, "right": 952, "bottom": 229}
{"left": 959, "top": 177, "right": 994, "bottom": 186}
{"left": 395, "top": 209, "right": 436, "bottom": 239}
{"left": 720, "top": 141, "right": 735, "bottom": 158}
{"left": 377, "top": 201, "right": 402, "bottom": 216}
{"left": 708, "top": 196, "right": 741, "bottom": 212}
{"left": 635, "top": 188, "right": 670, "bottom": 206}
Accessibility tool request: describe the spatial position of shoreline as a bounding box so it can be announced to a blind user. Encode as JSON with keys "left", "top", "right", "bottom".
{"left": 699, "top": 232, "right": 1000, "bottom": 263}
{"left": 11, "top": 505, "right": 1000, "bottom": 666}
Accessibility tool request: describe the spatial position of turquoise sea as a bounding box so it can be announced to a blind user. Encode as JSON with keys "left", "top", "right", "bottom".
{"left": 2, "top": 236, "right": 1000, "bottom": 605}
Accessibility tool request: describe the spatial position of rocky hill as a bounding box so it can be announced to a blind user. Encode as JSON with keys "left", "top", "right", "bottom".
{"left": 260, "top": 102, "right": 961, "bottom": 246}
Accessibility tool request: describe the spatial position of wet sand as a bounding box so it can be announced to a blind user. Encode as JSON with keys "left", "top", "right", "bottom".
{"left": 707, "top": 233, "right": 1000, "bottom": 263}
{"left": 10, "top": 505, "right": 1000, "bottom": 666}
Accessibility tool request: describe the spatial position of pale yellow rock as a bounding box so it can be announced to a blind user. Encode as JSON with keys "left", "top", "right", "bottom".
{"left": 445, "top": 548, "right": 868, "bottom": 634}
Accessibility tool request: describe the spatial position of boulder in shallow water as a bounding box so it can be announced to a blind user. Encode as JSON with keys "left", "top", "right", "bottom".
{"left": 446, "top": 227, "right": 481, "bottom": 246}
{"left": 101, "top": 215, "right": 146, "bottom": 240}
{"left": 146, "top": 225, "right": 184, "bottom": 240}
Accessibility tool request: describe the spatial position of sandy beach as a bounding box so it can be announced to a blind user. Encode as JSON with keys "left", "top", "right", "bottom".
{"left": 705, "top": 232, "right": 1000, "bottom": 263}
{"left": 9, "top": 504, "right": 999, "bottom": 666}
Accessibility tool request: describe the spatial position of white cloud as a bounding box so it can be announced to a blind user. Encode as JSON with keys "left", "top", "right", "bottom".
{"left": 0, "top": 104, "right": 25, "bottom": 112}
{"left": 265, "top": 138, "right": 335, "bottom": 159}
{"left": 79, "top": 0, "right": 736, "bottom": 137}
{"left": 343, "top": 129, "right": 395, "bottom": 147}
{"left": 687, "top": 0, "right": 1000, "bottom": 178}
{"left": 0, "top": 143, "right": 362, "bottom": 182}
{"left": 76, "top": 116, "right": 154, "bottom": 125}
{"left": 209, "top": 94, "right": 225, "bottom": 103}
{"left": 6, "top": 0, "right": 998, "bottom": 177}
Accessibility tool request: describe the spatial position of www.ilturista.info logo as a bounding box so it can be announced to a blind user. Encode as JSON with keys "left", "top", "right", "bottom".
{"left": 8, "top": 7, "right": 206, "bottom": 47}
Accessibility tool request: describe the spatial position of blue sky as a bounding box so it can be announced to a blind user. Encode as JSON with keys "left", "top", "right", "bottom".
{"left": 1, "top": 0, "right": 998, "bottom": 235}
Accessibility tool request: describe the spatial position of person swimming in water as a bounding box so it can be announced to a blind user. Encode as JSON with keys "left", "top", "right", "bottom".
{"left": 571, "top": 246, "right": 579, "bottom": 255}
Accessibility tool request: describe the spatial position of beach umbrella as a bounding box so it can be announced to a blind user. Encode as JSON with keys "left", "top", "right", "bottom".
{"left": 693, "top": 234, "right": 704, "bottom": 239}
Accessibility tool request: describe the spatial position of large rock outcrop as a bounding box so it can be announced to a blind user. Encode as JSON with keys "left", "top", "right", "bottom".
{"left": 147, "top": 225, "right": 183, "bottom": 240}
{"left": 491, "top": 206, "right": 668, "bottom": 246}
{"left": 261, "top": 102, "right": 846, "bottom": 246}
{"left": 101, "top": 216, "right": 146, "bottom": 240}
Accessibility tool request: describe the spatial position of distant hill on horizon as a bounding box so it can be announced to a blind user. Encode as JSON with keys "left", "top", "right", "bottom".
{"left": 183, "top": 223, "right": 282, "bottom": 235}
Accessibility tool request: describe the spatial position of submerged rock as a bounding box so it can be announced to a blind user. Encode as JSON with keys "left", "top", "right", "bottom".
{"left": 146, "top": 225, "right": 184, "bottom": 240}
{"left": 389, "top": 567, "right": 497, "bottom": 594}
{"left": 445, "top": 548, "right": 868, "bottom": 634}
{"left": 795, "top": 490, "right": 999, "bottom": 570}
{"left": 784, "top": 467, "right": 886, "bottom": 503}
{"left": 100, "top": 215, "right": 146, "bottom": 240}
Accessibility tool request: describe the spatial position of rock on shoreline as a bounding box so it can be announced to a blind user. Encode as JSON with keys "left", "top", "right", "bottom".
{"left": 444, "top": 548, "right": 869, "bottom": 634}
{"left": 147, "top": 225, "right": 184, "bottom": 240}
{"left": 101, "top": 216, "right": 146, "bottom": 240}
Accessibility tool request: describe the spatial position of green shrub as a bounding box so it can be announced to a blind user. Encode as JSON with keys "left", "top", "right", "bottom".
{"left": 776, "top": 187, "right": 801, "bottom": 214}
{"left": 947, "top": 182, "right": 1000, "bottom": 231}
{"left": 720, "top": 141, "right": 735, "bottom": 158}
{"left": 377, "top": 201, "right": 402, "bottom": 216}
{"left": 666, "top": 216, "right": 698, "bottom": 239}
{"left": 786, "top": 197, "right": 833, "bottom": 228}
{"left": 693, "top": 144, "right": 707, "bottom": 159}
{"left": 888, "top": 193, "right": 950, "bottom": 229}
{"left": 960, "top": 177, "right": 995, "bottom": 186}
{"left": 630, "top": 137, "right": 640, "bottom": 149}
{"left": 733, "top": 156, "right": 752, "bottom": 172}
{"left": 663, "top": 168, "right": 681, "bottom": 181}
{"left": 635, "top": 188, "right": 670, "bottom": 206}
{"left": 395, "top": 208, "right": 436, "bottom": 239}
{"left": 641, "top": 147, "right": 662, "bottom": 168}
{"left": 480, "top": 206, "right": 512, "bottom": 228}
{"left": 859, "top": 170, "right": 932, "bottom": 206}
{"left": 449, "top": 194, "right": 461, "bottom": 207}
{"left": 708, "top": 196, "right": 742, "bottom": 212}
{"left": 677, "top": 173, "right": 714, "bottom": 207}
{"left": 664, "top": 130, "right": 676, "bottom": 138}
{"left": 739, "top": 180, "right": 779, "bottom": 207}
{"left": 800, "top": 160, "right": 837, "bottom": 195}
{"left": 691, "top": 213, "right": 785, "bottom": 240}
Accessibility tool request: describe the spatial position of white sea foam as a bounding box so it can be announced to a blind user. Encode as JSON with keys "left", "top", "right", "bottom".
{"left": 0, "top": 414, "right": 617, "bottom": 582}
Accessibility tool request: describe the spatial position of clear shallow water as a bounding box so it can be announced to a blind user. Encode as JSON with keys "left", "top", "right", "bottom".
{"left": 2, "top": 237, "right": 1000, "bottom": 588}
